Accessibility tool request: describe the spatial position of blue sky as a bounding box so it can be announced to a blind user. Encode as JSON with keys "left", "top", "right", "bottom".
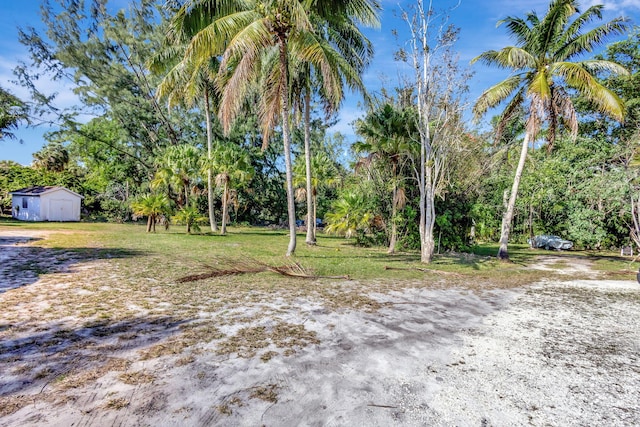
{"left": 1, "top": 0, "right": 639, "bottom": 165}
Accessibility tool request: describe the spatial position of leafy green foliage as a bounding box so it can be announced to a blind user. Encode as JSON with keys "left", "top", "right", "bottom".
{"left": 131, "top": 194, "right": 171, "bottom": 233}
{"left": 172, "top": 206, "right": 207, "bottom": 234}
{"left": 0, "top": 86, "right": 29, "bottom": 140}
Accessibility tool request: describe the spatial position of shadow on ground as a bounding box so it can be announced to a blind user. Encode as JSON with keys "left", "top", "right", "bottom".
{"left": 0, "top": 315, "right": 190, "bottom": 402}
{"left": 0, "top": 236, "right": 145, "bottom": 293}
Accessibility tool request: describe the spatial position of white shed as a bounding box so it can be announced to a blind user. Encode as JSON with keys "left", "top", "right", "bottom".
{"left": 11, "top": 186, "right": 83, "bottom": 222}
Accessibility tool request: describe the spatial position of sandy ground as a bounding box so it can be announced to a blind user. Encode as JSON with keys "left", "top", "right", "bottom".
{"left": 1, "top": 229, "right": 639, "bottom": 426}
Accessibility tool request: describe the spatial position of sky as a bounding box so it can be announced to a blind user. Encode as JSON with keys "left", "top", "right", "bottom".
{"left": 0, "top": 0, "right": 639, "bottom": 165}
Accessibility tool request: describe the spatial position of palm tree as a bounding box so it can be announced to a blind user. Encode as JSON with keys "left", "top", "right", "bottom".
{"left": 208, "top": 142, "right": 254, "bottom": 234}
{"left": 153, "top": 145, "right": 203, "bottom": 209}
{"left": 472, "top": 0, "right": 629, "bottom": 261}
{"left": 293, "top": 151, "right": 340, "bottom": 237}
{"left": 151, "top": 25, "right": 222, "bottom": 232}
{"left": 173, "top": 205, "right": 207, "bottom": 234}
{"left": 325, "top": 191, "right": 373, "bottom": 239}
{"left": 170, "top": 0, "right": 380, "bottom": 256}
{"left": 32, "top": 142, "right": 70, "bottom": 172}
{"left": 131, "top": 194, "right": 170, "bottom": 232}
{"left": 354, "top": 103, "right": 415, "bottom": 253}
{"left": 289, "top": 12, "right": 375, "bottom": 245}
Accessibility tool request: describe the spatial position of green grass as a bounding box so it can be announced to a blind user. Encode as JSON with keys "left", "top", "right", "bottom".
{"left": 1, "top": 220, "right": 506, "bottom": 282}
{"left": 4, "top": 218, "right": 629, "bottom": 287}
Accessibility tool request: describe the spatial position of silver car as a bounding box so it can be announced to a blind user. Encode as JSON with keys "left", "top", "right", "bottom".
{"left": 528, "top": 235, "right": 573, "bottom": 250}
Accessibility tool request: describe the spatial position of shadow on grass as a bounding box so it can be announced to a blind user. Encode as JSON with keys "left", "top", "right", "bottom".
{"left": 0, "top": 315, "right": 190, "bottom": 398}
{"left": 0, "top": 236, "right": 146, "bottom": 293}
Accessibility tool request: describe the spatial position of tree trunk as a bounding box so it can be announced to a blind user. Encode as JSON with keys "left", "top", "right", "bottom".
{"left": 388, "top": 162, "right": 399, "bottom": 254}
{"left": 205, "top": 89, "right": 218, "bottom": 232}
{"left": 221, "top": 180, "right": 229, "bottom": 235}
{"left": 304, "top": 87, "right": 315, "bottom": 245}
{"left": 312, "top": 191, "right": 317, "bottom": 238}
{"left": 388, "top": 196, "right": 397, "bottom": 254}
{"left": 280, "top": 39, "right": 296, "bottom": 257}
{"left": 421, "top": 167, "right": 436, "bottom": 263}
{"left": 147, "top": 215, "right": 152, "bottom": 233}
{"left": 498, "top": 132, "right": 531, "bottom": 260}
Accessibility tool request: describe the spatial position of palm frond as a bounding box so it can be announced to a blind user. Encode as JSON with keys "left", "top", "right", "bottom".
{"left": 556, "top": 16, "right": 630, "bottom": 60}
{"left": 535, "top": 0, "right": 577, "bottom": 55}
{"left": 553, "top": 61, "right": 626, "bottom": 121}
{"left": 473, "top": 75, "right": 523, "bottom": 119}
{"left": 471, "top": 47, "right": 536, "bottom": 70}
{"left": 496, "top": 16, "right": 532, "bottom": 46}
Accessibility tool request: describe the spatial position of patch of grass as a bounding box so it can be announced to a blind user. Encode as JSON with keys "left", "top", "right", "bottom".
{"left": 249, "top": 384, "right": 279, "bottom": 403}
{"left": 119, "top": 370, "right": 155, "bottom": 385}
{"left": 0, "top": 395, "right": 31, "bottom": 417}
{"left": 103, "top": 397, "right": 129, "bottom": 410}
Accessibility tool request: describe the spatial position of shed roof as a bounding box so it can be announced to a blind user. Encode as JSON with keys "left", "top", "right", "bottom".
{"left": 10, "top": 186, "right": 83, "bottom": 198}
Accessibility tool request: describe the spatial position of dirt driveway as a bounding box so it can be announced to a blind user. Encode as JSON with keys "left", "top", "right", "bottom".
{"left": 1, "top": 229, "right": 639, "bottom": 426}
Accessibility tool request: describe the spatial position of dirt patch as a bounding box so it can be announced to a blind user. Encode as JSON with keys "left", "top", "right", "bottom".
{"left": 1, "top": 229, "right": 639, "bottom": 426}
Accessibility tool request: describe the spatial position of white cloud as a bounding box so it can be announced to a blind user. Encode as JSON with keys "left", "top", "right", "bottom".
{"left": 582, "top": 0, "right": 640, "bottom": 12}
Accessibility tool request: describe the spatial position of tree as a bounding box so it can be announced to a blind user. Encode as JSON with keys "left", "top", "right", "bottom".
{"left": 32, "top": 142, "right": 70, "bottom": 172}
{"left": 152, "top": 145, "right": 203, "bottom": 209}
{"left": 325, "top": 190, "right": 373, "bottom": 240}
{"left": 173, "top": 205, "right": 207, "bottom": 234}
{"left": 355, "top": 102, "right": 415, "bottom": 253}
{"left": 0, "top": 86, "right": 29, "bottom": 140}
{"left": 401, "top": 1, "right": 471, "bottom": 263}
{"left": 209, "top": 142, "right": 254, "bottom": 234}
{"left": 151, "top": 19, "right": 222, "bottom": 232}
{"left": 293, "top": 151, "right": 339, "bottom": 237}
{"left": 131, "top": 194, "right": 170, "bottom": 232}
{"left": 472, "top": 0, "right": 629, "bottom": 260}
{"left": 170, "top": 0, "right": 380, "bottom": 256}
{"left": 15, "top": 0, "right": 188, "bottom": 177}
{"left": 289, "top": 10, "right": 375, "bottom": 245}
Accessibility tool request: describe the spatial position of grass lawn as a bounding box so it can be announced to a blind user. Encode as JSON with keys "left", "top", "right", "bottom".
{"left": 0, "top": 218, "right": 635, "bottom": 420}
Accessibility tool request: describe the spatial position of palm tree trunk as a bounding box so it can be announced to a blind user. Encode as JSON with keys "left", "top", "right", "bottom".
{"left": 205, "top": 89, "right": 218, "bottom": 232}
{"left": 147, "top": 215, "right": 152, "bottom": 233}
{"left": 304, "top": 87, "right": 315, "bottom": 245}
{"left": 221, "top": 180, "right": 229, "bottom": 235}
{"left": 498, "top": 132, "right": 531, "bottom": 260}
{"left": 280, "top": 40, "right": 297, "bottom": 257}
{"left": 312, "top": 191, "right": 317, "bottom": 238}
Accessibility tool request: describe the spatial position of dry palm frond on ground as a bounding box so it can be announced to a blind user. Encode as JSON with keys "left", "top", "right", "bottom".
{"left": 177, "top": 257, "right": 349, "bottom": 283}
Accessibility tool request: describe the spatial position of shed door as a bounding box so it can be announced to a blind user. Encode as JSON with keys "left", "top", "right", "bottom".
{"left": 50, "top": 199, "right": 73, "bottom": 221}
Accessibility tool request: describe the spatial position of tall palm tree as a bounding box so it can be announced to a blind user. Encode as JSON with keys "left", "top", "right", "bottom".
{"left": 290, "top": 13, "right": 375, "bottom": 245}
{"left": 170, "top": 0, "right": 379, "bottom": 256}
{"left": 293, "top": 151, "right": 339, "bottom": 237}
{"left": 208, "top": 142, "right": 254, "bottom": 234}
{"left": 355, "top": 103, "right": 415, "bottom": 253}
{"left": 150, "top": 35, "right": 221, "bottom": 232}
{"left": 472, "top": 0, "right": 629, "bottom": 261}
